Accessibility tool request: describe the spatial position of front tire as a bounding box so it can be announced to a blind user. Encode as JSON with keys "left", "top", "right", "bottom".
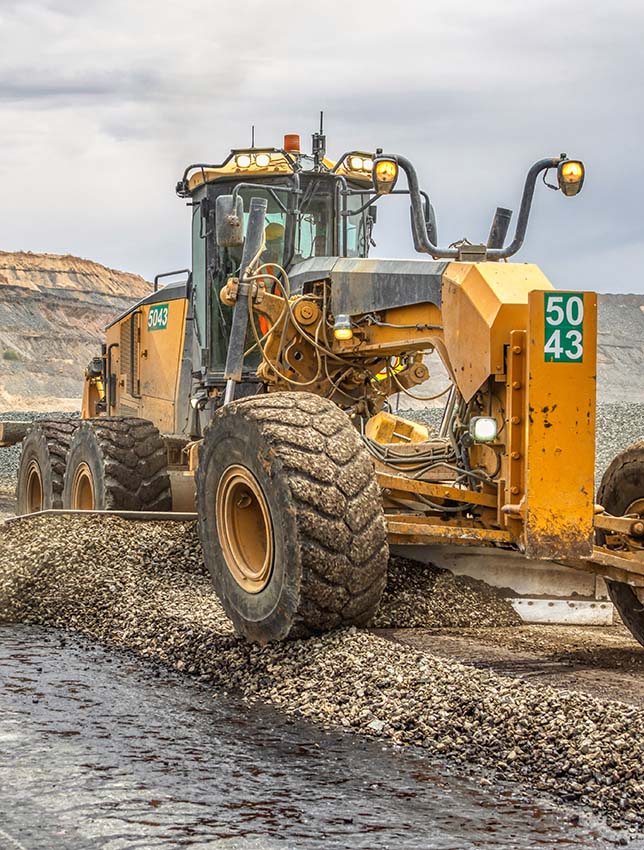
{"left": 196, "top": 392, "right": 388, "bottom": 643}
{"left": 598, "top": 441, "right": 644, "bottom": 647}
{"left": 62, "top": 417, "right": 172, "bottom": 511}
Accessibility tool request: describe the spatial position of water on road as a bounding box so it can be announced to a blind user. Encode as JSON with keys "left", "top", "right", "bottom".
{"left": 0, "top": 624, "right": 635, "bottom": 850}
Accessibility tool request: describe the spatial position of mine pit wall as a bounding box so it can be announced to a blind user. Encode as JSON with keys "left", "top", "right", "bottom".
{"left": 0, "top": 251, "right": 151, "bottom": 409}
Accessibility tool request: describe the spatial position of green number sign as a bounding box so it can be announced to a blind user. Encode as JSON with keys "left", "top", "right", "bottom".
{"left": 148, "top": 303, "right": 169, "bottom": 332}
{"left": 543, "top": 293, "right": 584, "bottom": 363}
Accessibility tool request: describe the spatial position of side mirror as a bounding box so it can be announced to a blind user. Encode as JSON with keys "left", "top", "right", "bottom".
{"left": 215, "top": 195, "right": 244, "bottom": 247}
{"left": 410, "top": 198, "right": 438, "bottom": 252}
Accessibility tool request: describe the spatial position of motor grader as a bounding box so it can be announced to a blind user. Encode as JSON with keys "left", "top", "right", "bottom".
{"left": 8, "top": 130, "right": 644, "bottom": 647}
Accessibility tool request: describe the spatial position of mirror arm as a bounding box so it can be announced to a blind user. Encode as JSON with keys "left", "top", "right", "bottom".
{"left": 488, "top": 157, "right": 563, "bottom": 259}
{"left": 394, "top": 155, "right": 458, "bottom": 259}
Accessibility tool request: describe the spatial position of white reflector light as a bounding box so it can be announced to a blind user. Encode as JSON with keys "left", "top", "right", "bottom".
{"left": 470, "top": 416, "right": 498, "bottom": 443}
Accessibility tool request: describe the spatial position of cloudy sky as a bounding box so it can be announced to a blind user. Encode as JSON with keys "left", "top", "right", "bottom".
{"left": 0, "top": 0, "right": 642, "bottom": 292}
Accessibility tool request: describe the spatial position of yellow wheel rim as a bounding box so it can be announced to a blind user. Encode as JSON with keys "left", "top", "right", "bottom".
{"left": 71, "top": 462, "right": 95, "bottom": 511}
{"left": 216, "top": 465, "right": 274, "bottom": 594}
{"left": 25, "top": 461, "right": 44, "bottom": 513}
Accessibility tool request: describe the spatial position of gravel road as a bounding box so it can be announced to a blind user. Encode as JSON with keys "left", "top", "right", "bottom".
{"left": 1, "top": 514, "right": 644, "bottom": 835}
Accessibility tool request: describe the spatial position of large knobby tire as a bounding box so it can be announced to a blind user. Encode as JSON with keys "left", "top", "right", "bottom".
{"left": 196, "top": 392, "right": 389, "bottom": 643}
{"left": 597, "top": 441, "right": 644, "bottom": 647}
{"left": 62, "top": 417, "right": 172, "bottom": 511}
{"left": 16, "top": 419, "right": 78, "bottom": 513}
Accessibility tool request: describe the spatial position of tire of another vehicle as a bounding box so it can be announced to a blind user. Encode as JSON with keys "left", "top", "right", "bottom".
{"left": 597, "top": 440, "right": 644, "bottom": 647}
{"left": 196, "top": 392, "right": 389, "bottom": 643}
{"left": 16, "top": 419, "right": 78, "bottom": 513}
{"left": 62, "top": 417, "right": 172, "bottom": 511}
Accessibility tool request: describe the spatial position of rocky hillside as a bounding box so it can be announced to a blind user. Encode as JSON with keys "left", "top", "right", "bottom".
{"left": 0, "top": 252, "right": 150, "bottom": 410}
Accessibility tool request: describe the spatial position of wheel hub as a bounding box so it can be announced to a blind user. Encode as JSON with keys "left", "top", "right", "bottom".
{"left": 216, "top": 465, "right": 274, "bottom": 594}
{"left": 25, "top": 461, "right": 43, "bottom": 513}
{"left": 71, "top": 462, "right": 95, "bottom": 511}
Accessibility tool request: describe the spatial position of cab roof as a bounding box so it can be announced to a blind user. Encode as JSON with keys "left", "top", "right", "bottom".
{"left": 177, "top": 148, "right": 375, "bottom": 196}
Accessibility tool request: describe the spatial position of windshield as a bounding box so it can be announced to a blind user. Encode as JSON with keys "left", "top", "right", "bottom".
{"left": 293, "top": 178, "right": 334, "bottom": 262}
{"left": 235, "top": 178, "right": 370, "bottom": 267}
{"left": 237, "top": 186, "right": 288, "bottom": 267}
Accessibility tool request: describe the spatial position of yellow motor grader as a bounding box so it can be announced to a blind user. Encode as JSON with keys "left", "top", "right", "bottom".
{"left": 9, "top": 129, "right": 644, "bottom": 645}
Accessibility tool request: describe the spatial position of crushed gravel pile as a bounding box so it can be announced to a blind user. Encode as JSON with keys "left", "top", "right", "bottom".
{"left": 373, "top": 556, "right": 519, "bottom": 628}
{"left": 1, "top": 514, "right": 644, "bottom": 831}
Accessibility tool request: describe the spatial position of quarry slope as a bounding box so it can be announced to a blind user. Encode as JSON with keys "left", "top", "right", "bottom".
{"left": 0, "top": 251, "right": 151, "bottom": 410}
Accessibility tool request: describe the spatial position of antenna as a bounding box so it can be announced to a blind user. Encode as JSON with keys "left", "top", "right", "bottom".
{"left": 251, "top": 125, "right": 255, "bottom": 148}
{"left": 312, "top": 110, "right": 326, "bottom": 169}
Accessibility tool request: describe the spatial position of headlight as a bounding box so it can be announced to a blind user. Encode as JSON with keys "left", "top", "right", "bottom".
{"left": 469, "top": 416, "right": 498, "bottom": 443}
{"left": 373, "top": 157, "right": 398, "bottom": 194}
{"left": 345, "top": 153, "right": 375, "bottom": 174}
{"left": 333, "top": 314, "right": 353, "bottom": 340}
{"left": 557, "top": 159, "right": 585, "bottom": 197}
{"left": 255, "top": 153, "right": 271, "bottom": 168}
{"left": 235, "top": 154, "right": 252, "bottom": 169}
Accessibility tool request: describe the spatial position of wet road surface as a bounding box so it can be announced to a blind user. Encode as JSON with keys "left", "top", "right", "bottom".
{"left": 0, "top": 624, "right": 638, "bottom": 850}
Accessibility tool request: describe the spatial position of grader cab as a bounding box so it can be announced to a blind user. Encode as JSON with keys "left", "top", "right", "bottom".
{"left": 10, "top": 130, "right": 644, "bottom": 647}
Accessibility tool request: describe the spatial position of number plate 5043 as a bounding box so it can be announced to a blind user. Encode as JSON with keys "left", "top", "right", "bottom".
{"left": 543, "top": 293, "right": 584, "bottom": 363}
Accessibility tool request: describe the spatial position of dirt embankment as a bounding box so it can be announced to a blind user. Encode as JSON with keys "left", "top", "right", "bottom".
{"left": 0, "top": 251, "right": 150, "bottom": 410}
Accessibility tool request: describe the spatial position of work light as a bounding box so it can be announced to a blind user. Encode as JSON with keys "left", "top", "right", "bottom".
{"left": 557, "top": 159, "right": 585, "bottom": 197}
{"left": 470, "top": 416, "right": 498, "bottom": 443}
{"left": 235, "top": 154, "right": 252, "bottom": 169}
{"left": 255, "top": 153, "right": 271, "bottom": 167}
{"left": 373, "top": 157, "right": 398, "bottom": 194}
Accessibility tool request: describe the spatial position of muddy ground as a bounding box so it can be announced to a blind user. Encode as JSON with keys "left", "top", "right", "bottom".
{"left": 2, "top": 515, "right": 644, "bottom": 838}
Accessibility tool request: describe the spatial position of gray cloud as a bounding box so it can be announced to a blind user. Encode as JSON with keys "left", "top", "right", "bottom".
{"left": 0, "top": 69, "right": 162, "bottom": 102}
{"left": 0, "top": 0, "right": 641, "bottom": 293}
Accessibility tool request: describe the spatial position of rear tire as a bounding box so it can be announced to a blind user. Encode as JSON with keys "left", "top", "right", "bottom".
{"left": 597, "top": 441, "right": 644, "bottom": 647}
{"left": 62, "top": 417, "right": 172, "bottom": 511}
{"left": 16, "top": 419, "right": 78, "bottom": 513}
{"left": 196, "top": 392, "right": 388, "bottom": 643}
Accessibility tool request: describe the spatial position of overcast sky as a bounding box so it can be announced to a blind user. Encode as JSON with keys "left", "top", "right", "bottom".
{"left": 0, "top": 0, "right": 642, "bottom": 292}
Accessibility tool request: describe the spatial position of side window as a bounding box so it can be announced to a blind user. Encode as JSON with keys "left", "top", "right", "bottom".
{"left": 344, "top": 192, "right": 370, "bottom": 258}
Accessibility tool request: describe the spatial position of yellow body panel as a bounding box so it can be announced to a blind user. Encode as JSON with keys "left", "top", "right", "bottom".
{"left": 523, "top": 289, "right": 597, "bottom": 559}
{"left": 441, "top": 263, "right": 554, "bottom": 401}
{"left": 102, "top": 297, "right": 188, "bottom": 433}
